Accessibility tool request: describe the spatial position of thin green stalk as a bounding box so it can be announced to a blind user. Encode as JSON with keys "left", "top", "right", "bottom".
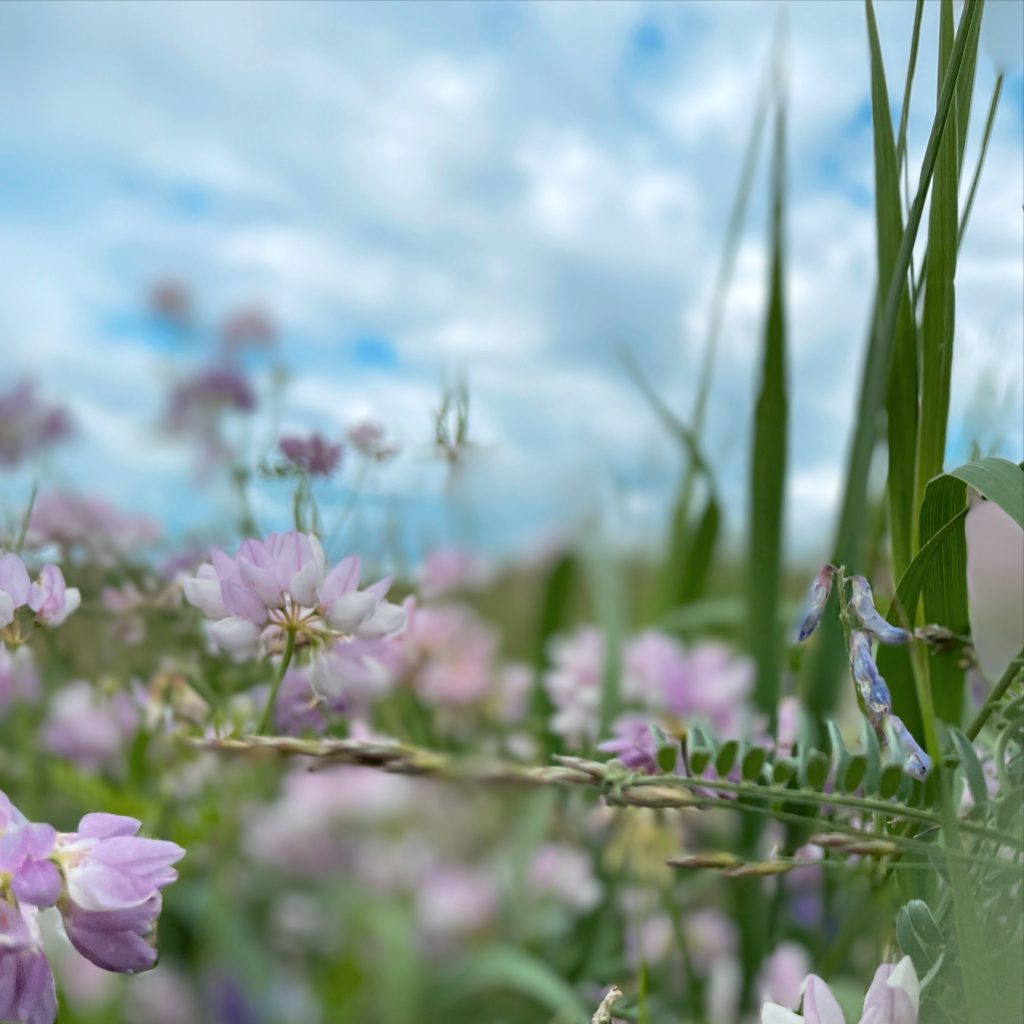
{"left": 965, "top": 646, "right": 1024, "bottom": 740}
{"left": 256, "top": 630, "right": 297, "bottom": 735}
{"left": 14, "top": 483, "right": 38, "bottom": 553}
{"left": 895, "top": 0, "right": 926, "bottom": 170}
{"left": 958, "top": 72, "right": 1003, "bottom": 246}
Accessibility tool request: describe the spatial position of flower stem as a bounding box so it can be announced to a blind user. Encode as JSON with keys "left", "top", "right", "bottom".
{"left": 256, "top": 630, "right": 296, "bottom": 735}
{"left": 965, "top": 646, "right": 1024, "bottom": 741}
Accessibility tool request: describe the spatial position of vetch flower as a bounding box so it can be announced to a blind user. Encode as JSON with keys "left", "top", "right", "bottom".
{"left": 27, "top": 565, "right": 81, "bottom": 628}
{"left": 0, "top": 380, "right": 73, "bottom": 468}
{"left": 794, "top": 565, "right": 836, "bottom": 642}
{"left": 849, "top": 577, "right": 910, "bottom": 645}
{"left": 0, "top": 552, "right": 31, "bottom": 628}
{"left": 886, "top": 716, "right": 932, "bottom": 781}
{"left": 0, "top": 898, "right": 57, "bottom": 1024}
{"left": 848, "top": 630, "right": 892, "bottom": 728}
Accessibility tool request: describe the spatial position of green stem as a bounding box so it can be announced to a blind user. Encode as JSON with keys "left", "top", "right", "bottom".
{"left": 14, "top": 483, "right": 38, "bottom": 553}
{"left": 965, "top": 646, "right": 1024, "bottom": 740}
{"left": 256, "top": 631, "right": 297, "bottom": 735}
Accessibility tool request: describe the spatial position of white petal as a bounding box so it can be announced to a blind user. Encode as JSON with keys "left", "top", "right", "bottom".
{"left": 887, "top": 956, "right": 920, "bottom": 1013}
{"left": 183, "top": 577, "right": 228, "bottom": 620}
{"left": 325, "top": 592, "right": 377, "bottom": 632}
{"left": 354, "top": 601, "right": 406, "bottom": 640}
{"left": 207, "top": 617, "right": 262, "bottom": 658}
{"left": 761, "top": 1004, "right": 804, "bottom": 1024}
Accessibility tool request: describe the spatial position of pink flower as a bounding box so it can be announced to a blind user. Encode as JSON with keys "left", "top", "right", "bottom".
{"left": 183, "top": 534, "right": 405, "bottom": 658}
{"left": 347, "top": 419, "right": 400, "bottom": 461}
{"left": 0, "top": 552, "right": 31, "bottom": 628}
{"left": 28, "top": 492, "right": 160, "bottom": 563}
{"left": 761, "top": 956, "right": 919, "bottom": 1024}
{"left": 418, "top": 549, "right": 493, "bottom": 599}
{"left": 28, "top": 565, "right": 80, "bottom": 627}
{"left": 405, "top": 604, "right": 498, "bottom": 707}
{"left": 277, "top": 433, "right": 343, "bottom": 477}
{"left": 0, "top": 898, "right": 57, "bottom": 1024}
{"left": 528, "top": 843, "right": 602, "bottom": 913}
{"left": 543, "top": 626, "right": 605, "bottom": 745}
{"left": 41, "top": 681, "right": 139, "bottom": 774}
{"left": 0, "top": 645, "right": 40, "bottom": 713}
{"left": 0, "top": 380, "right": 73, "bottom": 467}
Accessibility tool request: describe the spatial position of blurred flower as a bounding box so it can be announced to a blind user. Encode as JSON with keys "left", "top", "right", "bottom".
{"left": 415, "top": 864, "right": 498, "bottom": 946}
{"left": 0, "top": 553, "right": 80, "bottom": 635}
{"left": 347, "top": 419, "right": 400, "bottom": 462}
{"left": 28, "top": 492, "right": 160, "bottom": 563}
{"left": 849, "top": 577, "right": 910, "bottom": 646}
{"left": 165, "top": 364, "right": 255, "bottom": 429}
{"left": 965, "top": 495, "right": 1024, "bottom": 681}
{"left": 273, "top": 666, "right": 326, "bottom": 734}
{"left": 147, "top": 279, "right": 191, "bottom": 325}
{"left": 599, "top": 715, "right": 671, "bottom": 774}
{"left": 0, "top": 381, "right": 73, "bottom": 467}
{"left": 184, "top": 534, "right": 405, "bottom": 659}
{"left": 221, "top": 306, "right": 276, "bottom": 352}
{"left": 543, "top": 626, "right": 605, "bottom": 745}
{"left": 0, "top": 644, "right": 40, "bottom": 712}
{"left": 527, "top": 843, "right": 602, "bottom": 913}
{"left": 794, "top": 564, "right": 835, "bottom": 642}
{"left": 41, "top": 681, "right": 140, "bottom": 774}
{"left": 278, "top": 433, "right": 343, "bottom": 477}
{"left": 310, "top": 637, "right": 400, "bottom": 709}
{"left": 758, "top": 941, "right": 811, "bottom": 1011}
{"left": 761, "top": 955, "right": 918, "bottom": 1023}
{"left": 418, "top": 548, "right": 493, "bottom": 599}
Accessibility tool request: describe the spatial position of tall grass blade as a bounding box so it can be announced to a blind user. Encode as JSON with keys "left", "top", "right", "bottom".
{"left": 866, "top": 0, "right": 918, "bottom": 579}
{"left": 748, "top": 91, "right": 788, "bottom": 717}
{"left": 958, "top": 73, "right": 1003, "bottom": 246}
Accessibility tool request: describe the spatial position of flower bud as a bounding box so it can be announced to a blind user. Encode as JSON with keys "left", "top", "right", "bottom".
{"left": 887, "top": 715, "right": 932, "bottom": 781}
{"left": 850, "top": 576, "right": 910, "bottom": 645}
{"left": 794, "top": 565, "right": 836, "bottom": 642}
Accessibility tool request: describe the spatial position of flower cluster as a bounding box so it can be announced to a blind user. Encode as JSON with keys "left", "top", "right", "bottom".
{"left": 0, "top": 553, "right": 80, "bottom": 638}
{"left": 0, "top": 790, "right": 184, "bottom": 1024}
{"left": 544, "top": 626, "right": 756, "bottom": 751}
{"left": 277, "top": 433, "right": 343, "bottom": 477}
{"left": 0, "top": 381, "right": 73, "bottom": 467}
{"left": 28, "top": 492, "right": 160, "bottom": 563}
{"left": 184, "top": 531, "right": 406, "bottom": 663}
{"left": 795, "top": 566, "right": 930, "bottom": 780}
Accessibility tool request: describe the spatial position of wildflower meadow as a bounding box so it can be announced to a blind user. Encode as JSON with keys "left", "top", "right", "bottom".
{"left": 0, "top": 2, "right": 1022, "bottom": 1023}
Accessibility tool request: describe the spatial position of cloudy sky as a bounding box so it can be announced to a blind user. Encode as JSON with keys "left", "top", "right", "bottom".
{"left": 0, "top": 0, "right": 1021, "bottom": 568}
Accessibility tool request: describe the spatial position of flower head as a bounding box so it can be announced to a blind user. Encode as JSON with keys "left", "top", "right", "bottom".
{"left": 848, "top": 630, "right": 892, "bottom": 728}
{"left": 278, "top": 433, "right": 343, "bottom": 477}
{"left": 794, "top": 565, "right": 836, "bottom": 642}
{"left": 0, "top": 381, "right": 73, "bottom": 467}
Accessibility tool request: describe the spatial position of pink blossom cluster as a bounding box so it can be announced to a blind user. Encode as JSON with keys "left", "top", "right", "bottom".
{"left": 0, "top": 790, "right": 184, "bottom": 1024}
{"left": 28, "top": 492, "right": 160, "bottom": 563}
{"left": 0, "top": 553, "right": 80, "bottom": 634}
{"left": 543, "top": 626, "right": 755, "bottom": 750}
{"left": 0, "top": 381, "right": 73, "bottom": 467}
{"left": 184, "top": 531, "right": 406, "bottom": 663}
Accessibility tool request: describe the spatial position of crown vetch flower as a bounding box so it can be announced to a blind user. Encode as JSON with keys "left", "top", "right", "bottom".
{"left": 183, "top": 533, "right": 406, "bottom": 658}
{"left": 848, "top": 630, "right": 892, "bottom": 728}
{"left": 0, "top": 554, "right": 80, "bottom": 635}
{"left": 0, "top": 898, "right": 57, "bottom": 1024}
{"left": 849, "top": 577, "right": 910, "bottom": 646}
{"left": 794, "top": 565, "right": 836, "bottom": 642}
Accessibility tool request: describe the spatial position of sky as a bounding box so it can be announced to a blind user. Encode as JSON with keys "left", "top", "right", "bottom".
{"left": 0, "top": 0, "right": 1021, "bottom": 570}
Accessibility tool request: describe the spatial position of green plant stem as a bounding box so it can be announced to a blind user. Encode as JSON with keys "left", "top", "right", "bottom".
{"left": 255, "top": 631, "right": 297, "bottom": 735}
{"left": 14, "top": 483, "right": 38, "bottom": 553}
{"left": 965, "top": 647, "right": 1024, "bottom": 740}
{"left": 958, "top": 72, "right": 1003, "bottom": 247}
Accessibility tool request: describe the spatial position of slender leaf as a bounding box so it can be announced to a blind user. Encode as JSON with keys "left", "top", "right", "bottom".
{"left": 748, "top": 94, "right": 788, "bottom": 717}
{"left": 866, "top": 0, "right": 919, "bottom": 578}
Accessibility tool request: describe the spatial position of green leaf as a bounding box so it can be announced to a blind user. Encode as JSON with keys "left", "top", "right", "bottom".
{"left": 447, "top": 946, "right": 590, "bottom": 1023}
{"left": 842, "top": 755, "right": 868, "bottom": 794}
{"left": 531, "top": 554, "right": 578, "bottom": 753}
{"left": 715, "top": 740, "right": 740, "bottom": 779}
{"left": 772, "top": 757, "right": 797, "bottom": 786}
{"left": 879, "top": 457, "right": 1024, "bottom": 731}
{"left": 742, "top": 745, "right": 768, "bottom": 782}
{"left": 866, "top": 0, "right": 918, "bottom": 580}
{"left": 879, "top": 763, "right": 906, "bottom": 799}
{"left": 688, "top": 726, "right": 716, "bottom": 776}
{"left": 748, "top": 95, "right": 788, "bottom": 717}
{"left": 677, "top": 492, "right": 720, "bottom": 607}
{"left": 949, "top": 727, "right": 989, "bottom": 808}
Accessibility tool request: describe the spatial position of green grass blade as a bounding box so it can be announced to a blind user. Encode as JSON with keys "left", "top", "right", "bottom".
{"left": 896, "top": 0, "right": 926, "bottom": 169}
{"left": 676, "top": 490, "right": 720, "bottom": 607}
{"left": 959, "top": 73, "right": 1004, "bottom": 246}
{"left": 804, "top": 0, "right": 984, "bottom": 715}
{"left": 866, "top": 0, "right": 919, "bottom": 579}
{"left": 748, "top": 94, "right": 788, "bottom": 717}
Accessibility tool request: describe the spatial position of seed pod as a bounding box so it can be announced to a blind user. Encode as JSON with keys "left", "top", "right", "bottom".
{"left": 849, "top": 576, "right": 910, "bottom": 645}
{"left": 849, "top": 629, "right": 893, "bottom": 727}
{"left": 794, "top": 564, "right": 837, "bottom": 642}
{"left": 888, "top": 715, "right": 932, "bottom": 781}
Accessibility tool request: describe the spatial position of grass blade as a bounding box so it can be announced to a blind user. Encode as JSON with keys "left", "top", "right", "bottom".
{"left": 866, "top": 0, "right": 919, "bottom": 579}
{"left": 748, "top": 92, "right": 788, "bottom": 717}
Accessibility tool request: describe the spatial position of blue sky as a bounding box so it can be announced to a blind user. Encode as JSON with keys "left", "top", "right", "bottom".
{"left": 0, "top": 0, "right": 1021, "bottom": 569}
